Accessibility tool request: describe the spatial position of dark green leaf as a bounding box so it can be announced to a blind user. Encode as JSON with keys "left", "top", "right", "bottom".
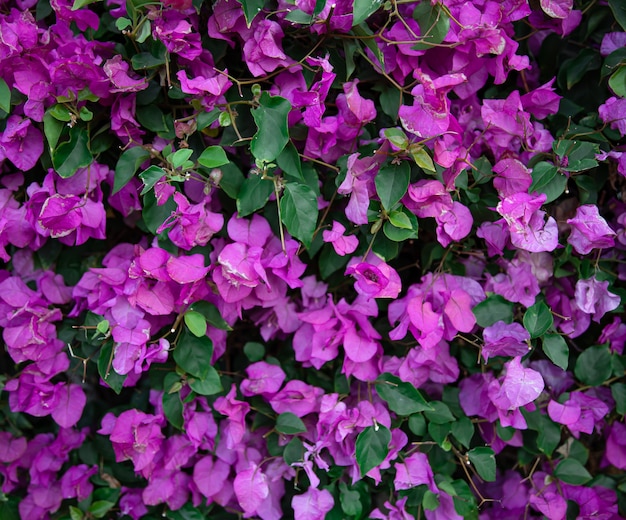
{"left": 554, "top": 459, "right": 592, "bottom": 485}
{"left": 174, "top": 328, "right": 213, "bottom": 379}
{"left": 198, "top": 145, "right": 229, "bottom": 168}
{"left": 375, "top": 373, "right": 432, "bottom": 415}
{"left": 70, "top": 506, "right": 84, "bottom": 520}
{"left": 250, "top": 93, "right": 291, "bottom": 162}
{"left": 355, "top": 425, "right": 391, "bottom": 477}
{"left": 473, "top": 295, "right": 514, "bottom": 328}
{"left": 423, "top": 401, "right": 455, "bottom": 424}
{"left": 189, "top": 301, "right": 231, "bottom": 330}
{"left": 237, "top": 175, "right": 273, "bottom": 217}
{"left": 609, "top": 66, "right": 626, "bottom": 98}
{"left": 574, "top": 345, "right": 612, "bottom": 386}
{"left": 408, "top": 413, "right": 427, "bottom": 437}
{"left": 244, "top": 341, "right": 265, "bottom": 362}
{"left": 467, "top": 447, "right": 496, "bottom": 482}
{"left": 412, "top": 2, "right": 450, "bottom": 50}
{"left": 276, "top": 412, "right": 307, "bottom": 434}
{"left": 284, "top": 9, "right": 313, "bottom": 23}
{"left": 530, "top": 162, "right": 567, "bottom": 204}
{"left": 49, "top": 103, "right": 73, "bottom": 121}
{"left": 97, "top": 343, "right": 127, "bottom": 394}
{"left": 217, "top": 162, "right": 245, "bottom": 200}
{"left": 280, "top": 182, "right": 318, "bottom": 249}
{"left": 319, "top": 243, "right": 350, "bottom": 279}
{"left": 383, "top": 219, "right": 418, "bottom": 241}
{"left": 451, "top": 417, "right": 475, "bottom": 449}
{"left": 609, "top": 0, "right": 626, "bottom": 31}
{"left": 375, "top": 162, "right": 410, "bottom": 211}
{"left": 352, "top": 0, "right": 382, "bottom": 25}
{"left": 136, "top": 105, "right": 174, "bottom": 137}
{"left": 236, "top": 0, "right": 265, "bottom": 26}
{"left": 352, "top": 23, "right": 385, "bottom": 71}
{"left": 113, "top": 146, "right": 150, "bottom": 194}
{"left": 142, "top": 190, "right": 176, "bottom": 234}
{"left": 184, "top": 311, "right": 207, "bottom": 337}
{"left": 188, "top": 366, "right": 222, "bottom": 396}
{"left": 283, "top": 437, "right": 304, "bottom": 465}
{"left": 422, "top": 490, "right": 440, "bottom": 510}
{"left": 196, "top": 109, "right": 221, "bottom": 130}
{"left": 131, "top": 52, "right": 165, "bottom": 70}
{"left": 428, "top": 421, "right": 452, "bottom": 449}
{"left": 559, "top": 49, "right": 601, "bottom": 90}
{"left": 277, "top": 141, "right": 304, "bottom": 181}
{"left": 162, "top": 375, "right": 184, "bottom": 430}
{"left": 523, "top": 301, "right": 553, "bottom": 339}
{"left": 52, "top": 126, "right": 93, "bottom": 178}
{"left": 339, "top": 482, "right": 363, "bottom": 518}
{"left": 612, "top": 383, "right": 626, "bottom": 415}
{"left": 167, "top": 504, "right": 206, "bottom": 520}
{"left": 536, "top": 414, "right": 561, "bottom": 456}
{"left": 0, "top": 78, "right": 11, "bottom": 114}
{"left": 89, "top": 501, "right": 116, "bottom": 519}
{"left": 139, "top": 165, "right": 166, "bottom": 195}
{"left": 542, "top": 333, "right": 569, "bottom": 370}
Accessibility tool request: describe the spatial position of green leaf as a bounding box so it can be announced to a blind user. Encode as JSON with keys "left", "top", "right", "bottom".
{"left": 0, "top": 78, "right": 11, "bottom": 115}
{"left": 542, "top": 333, "right": 569, "bottom": 370}
{"left": 280, "top": 182, "right": 318, "bottom": 249}
{"left": 189, "top": 301, "right": 231, "bottom": 330}
{"left": 375, "top": 162, "right": 410, "bottom": 211}
{"left": 451, "top": 417, "right": 475, "bottom": 449}
{"left": 135, "top": 19, "right": 151, "bottom": 43}
{"left": 609, "top": 0, "right": 626, "bottom": 31}
{"left": 283, "top": 437, "right": 304, "bottom": 465}
{"left": 139, "top": 165, "right": 166, "bottom": 195}
{"left": 237, "top": 175, "right": 274, "bottom": 217}
{"left": 174, "top": 328, "right": 214, "bottom": 379}
{"left": 387, "top": 210, "right": 412, "bottom": 229}
{"left": 423, "top": 401, "right": 455, "bottom": 424}
{"left": 467, "top": 447, "right": 496, "bottom": 482}
{"left": 352, "top": 0, "right": 382, "bottom": 26}
{"left": 250, "top": 93, "right": 291, "bottom": 162}
{"left": 131, "top": 51, "right": 165, "bottom": 70}
{"left": 523, "top": 301, "right": 553, "bottom": 339}
{"left": 198, "top": 145, "right": 229, "bottom": 168}
{"left": 136, "top": 105, "right": 174, "bottom": 137}
{"left": 89, "top": 501, "right": 116, "bottom": 519}
{"left": 49, "top": 103, "right": 73, "bottom": 121}
{"left": 236, "top": 0, "right": 265, "bottom": 27}
{"left": 383, "top": 128, "right": 408, "bottom": 150}
{"left": 277, "top": 141, "right": 304, "bottom": 182}
{"left": 428, "top": 421, "right": 451, "bottom": 449}
{"left": 169, "top": 148, "right": 194, "bottom": 169}
{"left": 472, "top": 294, "right": 514, "bottom": 328}
{"left": 184, "top": 311, "right": 207, "bottom": 337}
{"left": 43, "top": 110, "right": 65, "bottom": 151}
{"left": 52, "top": 126, "right": 93, "bottom": 178}
{"left": 97, "top": 343, "right": 127, "bottom": 394}
{"left": 352, "top": 23, "right": 385, "bottom": 71}
{"left": 113, "top": 146, "right": 150, "bottom": 194}
{"left": 162, "top": 376, "right": 184, "bottom": 430}
{"left": 408, "top": 413, "right": 426, "bottom": 436}
{"left": 412, "top": 2, "right": 450, "bottom": 50}
{"left": 609, "top": 66, "right": 626, "bottom": 98}
{"left": 244, "top": 341, "right": 265, "bottom": 362}
{"left": 559, "top": 49, "right": 601, "bottom": 90}
{"left": 536, "top": 414, "right": 561, "bottom": 456}
{"left": 142, "top": 190, "right": 176, "bottom": 234}
{"left": 339, "top": 482, "right": 363, "bottom": 518}
{"left": 422, "top": 490, "right": 440, "bottom": 510}
{"left": 276, "top": 412, "right": 307, "bottom": 434}
{"left": 574, "top": 345, "right": 612, "bottom": 387}
{"left": 69, "top": 505, "right": 84, "bottom": 520}
{"left": 409, "top": 144, "right": 436, "bottom": 172}
{"left": 71, "top": 0, "right": 100, "bottom": 9}
{"left": 188, "top": 366, "right": 222, "bottom": 396}
{"left": 611, "top": 383, "right": 626, "bottom": 415}
{"left": 530, "top": 162, "right": 567, "bottom": 204}
{"left": 167, "top": 504, "right": 206, "bottom": 520}
{"left": 375, "top": 373, "right": 432, "bottom": 415}
{"left": 355, "top": 425, "right": 391, "bottom": 477}
{"left": 554, "top": 458, "right": 592, "bottom": 485}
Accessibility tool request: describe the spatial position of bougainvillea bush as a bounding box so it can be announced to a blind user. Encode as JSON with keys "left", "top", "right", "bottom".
{"left": 1, "top": 0, "right": 626, "bottom": 517}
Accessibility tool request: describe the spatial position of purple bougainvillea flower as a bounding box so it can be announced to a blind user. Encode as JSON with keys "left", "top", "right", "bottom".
{"left": 492, "top": 158, "right": 532, "bottom": 197}
{"left": 567, "top": 204, "right": 615, "bottom": 255}
{"left": 435, "top": 201, "right": 473, "bottom": 247}
{"left": 574, "top": 276, "right": 620, "bottom": 322}
{"left": 103, "top": 55, "right": 148, "bottom": 92}
{"left": 403, "top": 179, "right": 452, "bottom": 218}
{"left": 598, "top": 97, "right": 626, "bottom": 137}
{"left": 541, "top": 0, "right": 573, "bottom": 19}
{"left": 605, "top": 421, "right": 626, "bottom": 470}
{"left": 345, "top": 254, "right": 401, "bottom": 300}
{"left": 270, "top": 380, "right": 324, "bottom": 417}
{"left": 0, "top": 115, "right": 44, "bottom": 171}
{"left": 491, "top": 357, "right": 544, "bottom": 410}
{"left": 60, "top": 465, "right": 97, "bottom": 501}
{"left": 193, "top": 456, "right": 230, "bottom": 499}
{"left": 394, "top": 452, "right": 437, "bottom": 493}
{"left": 529, "top": 491, "right": 567, "bottom": 520}
{"left": 482, "top": 321, "right": 530, "bottom": 361}
{"left": 233, "top": 464, "right": 269, "bottom": 518}
{"left": 243, "top": 19, "right": 292, "bottom": 77}
{"left": 521, "top": 79, "right": 561, "bottom": 119}
{"left": 291, "top": 488, "right": 334, "bottom": 520}
{"left": 343, "top": 79, "right": 376, "bottom": 123}
{"left": 213, "top": 385, "right": 250, "bottom": 449}
{"left": 322, "top": 221, "right": 358, "bottom": 256}
{"left": 240, "top": 361, "right": 286, "bottom": 397}
{"left": 547, "top": 399, "right": 581, "bottom": 427}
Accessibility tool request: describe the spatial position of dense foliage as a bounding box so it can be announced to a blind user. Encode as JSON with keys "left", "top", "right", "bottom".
{"left": 1, "top": 0, "right": 626, "bottom": 518}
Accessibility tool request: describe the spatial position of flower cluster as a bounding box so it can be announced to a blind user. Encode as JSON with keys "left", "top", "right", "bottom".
{"left": 1, "top": 0, "right": 626, "bottom": 519}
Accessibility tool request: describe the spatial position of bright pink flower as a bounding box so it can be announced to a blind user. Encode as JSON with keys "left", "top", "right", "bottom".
{"left": 0, "top": 116, "right": 44, "bottom": 171}
{"left": 394, "top": 452, "right": 437, "bottom": 493}
{"left": 243, "top": 19, "right": 291, "bottom": 77}
{"left": 490, "top": 357, "right": 544, "bottom": 410}
{"left": 233, "top": 464, "right": 269, "bottom": 518}
{"left": 213, "top": 385, "right": 250, "bottom": 449}
{"left": 270, "top": 380, "right": 324, "bottom": 417}
{"left": 345, "top": 255, "right": 401, "bottom": 300}
{"left": 482, "top": 321, "right": 530, "bottom": 361}
{"left": 574, "top": 276, "right": 620, "bottom": 322}
{"left": 606, "top": 421, "right": 626, "bottom": 470}
{"left": 240, "top": 361, "right": 286, "bottom": 397}
{"left": 435, "top": 201, "right": 473, "bottom": 247}
{"left": 322, "top": 221, "right": 358, "bottom": 256}
{"left": 291, "top": 488, "right": 334, "bottom": 520}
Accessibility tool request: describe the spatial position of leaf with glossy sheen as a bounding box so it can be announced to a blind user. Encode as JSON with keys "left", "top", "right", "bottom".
{"left": 352, "top": 0, "right": 383, "bottom": 26}
{"left": 173, "top": 328, "right": 213, "bottom": 379}
{"left": 52, "top": 126, "right": 93, "bottom": 178}
{"left": 609, "top": 0, "right": 626, "bottom": 31}
{"left": 276, "top": 412, "right": 307, "bottom": 434}
{"left": 542, "top": 333, "right": 569, "bottom": 370}
{"left": 0, "top": 78, "right": 10, "bottom": 114}
{"left": 251, "top": 93, "right": 291, "bottom": 162}
{"left": 554, "top": 458, "right": 592, "bottom": 485}
{"left": 467, "top": 447, "right": 496, "bottom": 482}
{"left": 113, "top": 146, "right": 150, "bottom": 194}
{"left": 523, "top": 301, "right": 553, "bottom": 338}
{"left": 198, "top": 145, "right": 229, "bottom": 168}
{"left": 355, "top": 425, "right": 390, "bottom": 477}
{"left": 375, "top": 373, "right": 432, "bottom": 415}
{"left": 236, "top": 0, "right": 265, "bottom": 27}
{"left": 280, "top": 182, "right": 318, "bottom": 249}
{"left": 237, "top": 175, "right": 273, "bottom": 217}
{"left": 375, "top": 162, "right": 410, "bottom": 211}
